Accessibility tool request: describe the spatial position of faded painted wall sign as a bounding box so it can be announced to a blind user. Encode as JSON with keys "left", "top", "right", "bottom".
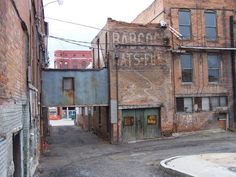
{"left": 111, "top": 31, "right": 168, "bottom": 69}
{"left": 112, "top": 31, "right": 163, "bottom": 47}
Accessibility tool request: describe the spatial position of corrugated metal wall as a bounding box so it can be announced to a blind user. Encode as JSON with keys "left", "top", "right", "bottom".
{"left": 42, "top": 69, "right": 109, "bottom": 107}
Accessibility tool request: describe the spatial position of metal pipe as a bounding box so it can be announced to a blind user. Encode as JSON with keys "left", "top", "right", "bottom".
{"left": 230, "top": 16, "right": 236, "bottom": 128}
{"left": 180, "top": 46, "right": 236, "bottom": 51}
{"left": 170, "top": 8, "right": 177, "bottom": 133}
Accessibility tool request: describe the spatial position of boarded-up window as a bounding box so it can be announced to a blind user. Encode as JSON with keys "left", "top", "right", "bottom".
{"left": 210, "top": 97, "right": 220, "bottom": 111}
{"left": 124, "top": 116, "right": 134, "bottom": 126}
{"left": 220, "top": 97, "right": 227, "bottom": 107}
{"left": 184, "top": 98, "right": 193, "bottom": 112}
{"left": 63, "top": 78, "right": 74, "bottom": 90}
{"left": 202, "top": 97, "right": 210, "bottom": 111}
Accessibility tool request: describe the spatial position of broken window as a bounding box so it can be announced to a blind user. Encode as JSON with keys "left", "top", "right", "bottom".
{"left": 194, "top": 97, "right": 202, "bottom": 111}
{"left": 205, "top": 11, "right": 217, "bottom": 40}
{"left": 208, "top": 54, "right": 219, "bottom": 83}
{"left": 176, "top": 97, "right": 184, "bottom": 112}
{"left": 179, "top": 10, "right": 191, "bottom": 39}
{"left": 63, "top": 77, "right": 74, "bottom": 90}
{"left": 181, "top": 54, "right": 193, "bottom": 83}
{"left": 176, "top": 97, "right": 193, "bottom": 113}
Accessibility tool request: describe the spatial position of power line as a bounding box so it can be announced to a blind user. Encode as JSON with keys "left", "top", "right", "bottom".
{"left": 45, "top": 17, "right": 163, "bottom": 34}
{"left": 49, "top": 35, "right": 92, "bottom": 44}
{"left": 51, "top": 36, "right": 92, "bottom": 48}
{"left": 46, "top": 17, "right": 111, "bottom": 32}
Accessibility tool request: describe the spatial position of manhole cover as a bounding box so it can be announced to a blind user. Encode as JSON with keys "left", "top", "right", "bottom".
{"left": 228, "top": 167, "right": 236, "bottom": 172}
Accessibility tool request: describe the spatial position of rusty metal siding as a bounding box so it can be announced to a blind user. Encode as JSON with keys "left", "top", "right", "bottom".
{"left": 42, "top": 69, "right": 108, "bottom": 107}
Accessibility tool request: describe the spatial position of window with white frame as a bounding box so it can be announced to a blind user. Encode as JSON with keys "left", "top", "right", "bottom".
{"left": 181, "top": 54, "right": 193, "bottom": 83}
{"left": 179, "top": 10, "right": 191, "bottom": 39}
{"left": 205, "top": 11, "right": 217, "bottom": 40}
{"left": 208, "top": 54, "right": 220, "bottom": 83}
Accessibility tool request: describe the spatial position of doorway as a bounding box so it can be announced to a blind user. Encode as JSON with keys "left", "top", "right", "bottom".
{"left": 122, "top": 108, "right": 160, "bottom": 142}
{"left": 13, "top": 132, "right": 21, "bottom": 177}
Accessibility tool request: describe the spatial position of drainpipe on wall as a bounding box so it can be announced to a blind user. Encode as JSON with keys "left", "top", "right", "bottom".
{"left": 10, "top": 1, "right": 31, "bottom": 176}
{"left": 230, "top": 16, "right": 236, "bottom": 129}
{"left": 115, "top": 45, "right": 119, "bottom": 144}
{"left": 170, "top": 8, "right": 177, "bottom": 133}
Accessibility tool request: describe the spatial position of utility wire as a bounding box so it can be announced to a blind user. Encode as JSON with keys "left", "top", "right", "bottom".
{"left": 46, "top": 17, "right": 111, "bottom": 32}
{"left": 49, "top": 35, "right": 92, "bottom": 44}
{"left": 45, "top": 17, "right": 163, "bottom": 34}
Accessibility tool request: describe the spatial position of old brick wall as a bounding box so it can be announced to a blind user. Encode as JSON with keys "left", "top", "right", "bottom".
{"left": 167, "top": 0, "right": 235, "bottom": 131}
{"left": 0, "top": 0, "right": 46, "bottom": 176}
{"left": 132, "top": 0, "right": 164, "bottom": 24}
{"left": 131, "top": 0, "right": 236, "bottom": 132}
{"left": 107, "top": 20, "right": 174, "bottom": 139}
{"left": 0, "top": 0, "right": 27, "bottom": 176}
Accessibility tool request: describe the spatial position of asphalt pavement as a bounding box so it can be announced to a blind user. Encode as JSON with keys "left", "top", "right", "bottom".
{"left": 34, "top": 121, "right": 236, "bottom": 177}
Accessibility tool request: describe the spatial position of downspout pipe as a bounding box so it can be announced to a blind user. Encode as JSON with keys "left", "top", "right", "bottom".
{"left": 10, "top": 1, "right": 31, "bottom": 176}
{"left": 230, "top": 16, "right": 236, "bottom": 129}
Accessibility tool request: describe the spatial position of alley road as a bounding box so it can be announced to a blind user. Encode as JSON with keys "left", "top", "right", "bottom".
{"left": 34, "top": 123, "right": 236, "bottom": 177}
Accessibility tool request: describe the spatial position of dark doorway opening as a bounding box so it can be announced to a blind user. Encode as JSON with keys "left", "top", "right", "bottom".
{"left": 13, "top": 132, "right": 21, "bottom": 177}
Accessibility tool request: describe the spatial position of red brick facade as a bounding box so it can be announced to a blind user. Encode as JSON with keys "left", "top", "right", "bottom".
{"left": 54, "top": 50, "right": 92, "bottom": 69}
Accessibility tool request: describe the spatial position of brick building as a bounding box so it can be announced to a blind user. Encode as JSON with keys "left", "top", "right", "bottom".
{"left": 54, "top": 50, "right": 92, "bottom": 69}
{"left": 92, "top": 19, "right": 172, "bottom": 143}
{"left": 92, "top": 0, "right": 236, "bottom": 143}
{"left": 133, "top": 0, "right": 236, "bottom": 132}
{"left": 0, "top": 0, "right": 48, "bottom": 176}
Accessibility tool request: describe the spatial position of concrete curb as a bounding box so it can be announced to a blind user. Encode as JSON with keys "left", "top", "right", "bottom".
{"left": 160, "top": 157, "right": 194, "bottom": 177}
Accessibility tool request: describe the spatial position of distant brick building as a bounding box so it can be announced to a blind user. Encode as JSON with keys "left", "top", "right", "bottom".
{"left": 0, "top": 0, "right": 48, "bottom": 176}
{"left": 91, "top": 0, "right": 236, "bottom": 144}
{"left": 54, "top": 50, "right": 93, "bottom": 69}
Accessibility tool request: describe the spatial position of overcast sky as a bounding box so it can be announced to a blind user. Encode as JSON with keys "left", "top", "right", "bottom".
{"left": 43, "top": 0, "right": 154, "bottom": 67}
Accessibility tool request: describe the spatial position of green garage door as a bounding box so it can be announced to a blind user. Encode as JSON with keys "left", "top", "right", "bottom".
{"left": 122, "top": 108, "right": 160, "bottom": 142}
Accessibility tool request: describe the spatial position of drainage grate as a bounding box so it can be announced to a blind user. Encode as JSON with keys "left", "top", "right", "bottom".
{"left": 228, "top": 167, "right": 236, "bottom": 172}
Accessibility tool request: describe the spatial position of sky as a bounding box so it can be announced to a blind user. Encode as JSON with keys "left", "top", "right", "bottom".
{"left": 43, "top": 0, "right": 154, "bottom": 68}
